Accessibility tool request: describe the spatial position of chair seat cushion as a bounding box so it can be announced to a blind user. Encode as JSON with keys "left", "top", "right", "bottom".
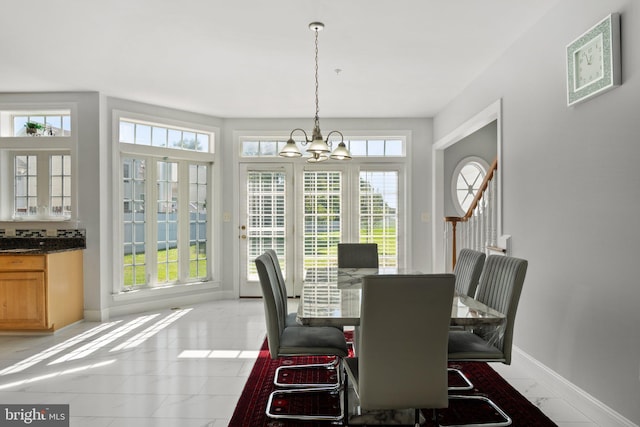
{"left": 280, "top": 325, "right": 348, "bottom": 357}
{"left": 285, "top": 312, "right": 301, "bottom": 327}
{"left": 448, "top": 330, "right": 505, "bottom": 362}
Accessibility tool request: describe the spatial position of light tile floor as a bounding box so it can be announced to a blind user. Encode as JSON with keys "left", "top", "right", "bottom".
{"left": 0, "top": 299, "right": 598, "bottom": 426}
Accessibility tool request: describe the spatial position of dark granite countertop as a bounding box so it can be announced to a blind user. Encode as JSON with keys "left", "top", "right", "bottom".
{"left": 0, "top": 237, "right": 86, "bottom": 254}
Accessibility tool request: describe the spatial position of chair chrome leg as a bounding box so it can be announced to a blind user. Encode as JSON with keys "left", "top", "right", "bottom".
{"left": 448, "top": 367, "right": 474, "bottom": 391}
{"left": 266, "top": 387, "right": 344, "bottom": 422}
{"left": 443, "top": 395, "right": 512, "bottom": 427}
{"left": 274, "top": 358, "right": 341, "bottom": 389}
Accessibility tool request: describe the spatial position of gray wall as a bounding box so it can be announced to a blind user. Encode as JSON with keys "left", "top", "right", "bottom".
{"left": 435, "top": 0, "right": 640, "bottom": 423}
{"left": 443, "top": 120, "right": 497, "bottom": 216}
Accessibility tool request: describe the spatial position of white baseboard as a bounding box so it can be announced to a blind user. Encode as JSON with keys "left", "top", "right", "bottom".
{"left": 512, "top": 346, "right": 638, "bottom": 427}
{"left": 84, "top": 286, "right": 236, "bottom": 321}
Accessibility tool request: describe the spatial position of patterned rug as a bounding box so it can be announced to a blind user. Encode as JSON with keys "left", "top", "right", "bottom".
{"left": 229, "top": 336, "right": 557, "bottom": 426}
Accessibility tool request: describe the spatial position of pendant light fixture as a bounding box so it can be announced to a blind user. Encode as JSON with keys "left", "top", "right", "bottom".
{"left": 279, "top": 22, "right": 352, "bottom": 162}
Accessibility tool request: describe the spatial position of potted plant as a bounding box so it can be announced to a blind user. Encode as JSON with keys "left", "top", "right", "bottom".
{"left": 24, "top": 122, "right": 43, "bottom": 135}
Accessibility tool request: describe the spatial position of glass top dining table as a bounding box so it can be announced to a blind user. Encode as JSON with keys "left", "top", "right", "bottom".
{"left": 296, "top": 267, "right": 506, "bottom": 329}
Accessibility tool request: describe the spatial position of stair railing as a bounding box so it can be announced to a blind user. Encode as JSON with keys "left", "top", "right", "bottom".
{"left": 444, "top": 157, "right": 498, "bottom": 270}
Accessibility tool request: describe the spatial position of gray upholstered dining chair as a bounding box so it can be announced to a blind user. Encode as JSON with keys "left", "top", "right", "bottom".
{"left": 453, "top": 248, "right": 486, "bottom": 297}
{"left": 445, "top": 254, "right": 528, "bottom": 427}
{"left": 343, "top": 274, "right": 455, "bottom": 427}
{"left": 264, "top": 249, "right": 299, "bottom": 328}
{"left": 337, "top": 243, "right": 379, "bottom": 268}
{"left": 255, "top": 253, "right": 348, "bottom": 422}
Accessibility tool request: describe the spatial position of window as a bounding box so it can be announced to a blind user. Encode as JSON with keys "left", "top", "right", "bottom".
{"left": 303, "top": 170, "right": 342, "bottom": 280}
{"left": 240, "top": 137, "right": 405, "bottom": 158}
{"left": 119, "top": 120, "right": 210, "bottom": 153}
{"left": 0, "top": 108, "right": 75, "bottom": 221}
{"left": 11, "top": 153, "right": 72, "bottom": 219}
{"left": 245, "top": 171, "right": 287, "bottom": 282}
{"left": 452, "top": 157, "right": 488, "bottom": 215}
{"left": 11, "top": 114, "right": 71, "bottom": 137}
{"left": 118, "top": 116, "right": 214, "bottom": 291}
{"left": 359, "top": 170, "right": 398, "bottom": 267}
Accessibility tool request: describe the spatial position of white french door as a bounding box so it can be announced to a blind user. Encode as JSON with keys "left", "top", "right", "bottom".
{"left": 239, "top": 162, "right": 403, "bottom": 297}
{"left": 239, "top": 164, "right": 293, "bottom": 297}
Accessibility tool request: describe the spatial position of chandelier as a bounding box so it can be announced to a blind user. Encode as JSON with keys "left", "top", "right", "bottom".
{"left": 279, "top": 22, "right": 352, "bottom": 162}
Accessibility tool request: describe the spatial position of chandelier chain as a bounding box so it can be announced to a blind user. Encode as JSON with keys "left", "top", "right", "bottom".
{"left": 314, "top": 26, "right": 320, "bottom": 125}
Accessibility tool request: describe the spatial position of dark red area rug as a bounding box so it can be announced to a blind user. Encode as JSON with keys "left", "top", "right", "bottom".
{"left": 229, "top": 336, "right": 557, "bottom": 427}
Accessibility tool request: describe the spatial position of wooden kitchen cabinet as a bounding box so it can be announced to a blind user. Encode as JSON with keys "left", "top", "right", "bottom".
{"left": 0, "top": 250, "right": 83, "bottom": 332}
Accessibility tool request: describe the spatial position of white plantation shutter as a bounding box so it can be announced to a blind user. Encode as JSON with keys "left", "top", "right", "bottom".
{"left": 359, "top": 170, "right": 398, "bottom": 268}
{"left": 246, "top": 171, "right": 286, "bottom": 281}
{"left": 303, "top": 170, "right": 342, "bottom": 282}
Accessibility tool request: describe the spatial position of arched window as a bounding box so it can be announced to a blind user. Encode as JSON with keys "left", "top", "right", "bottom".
{"left": 452, "top": 157, "right": 489, "bottom": 215}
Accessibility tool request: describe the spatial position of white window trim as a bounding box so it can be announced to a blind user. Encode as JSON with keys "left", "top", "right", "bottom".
{"left": 112, "top": 109, "right": 219, "bottom": 296}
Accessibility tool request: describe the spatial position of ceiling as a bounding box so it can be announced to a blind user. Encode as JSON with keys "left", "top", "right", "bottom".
{"left": 0, "top": 0, "right": 559, "bottom": 119}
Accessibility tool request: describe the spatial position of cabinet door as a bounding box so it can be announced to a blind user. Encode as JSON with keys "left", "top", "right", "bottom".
{"left": 0, "top": 271, "right": 47, "bottom": 329}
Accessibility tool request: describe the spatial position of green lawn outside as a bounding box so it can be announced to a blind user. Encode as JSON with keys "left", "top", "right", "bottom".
{"left": 124, "top": 245, "right": 207, "bottom": 287}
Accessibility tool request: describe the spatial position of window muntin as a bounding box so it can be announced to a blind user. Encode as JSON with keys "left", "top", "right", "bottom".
{"left": 240, "top": 138, "right": 404, "bottom": 158}
{"left": 119, "top": 119, "right": 211, "bottom": 153}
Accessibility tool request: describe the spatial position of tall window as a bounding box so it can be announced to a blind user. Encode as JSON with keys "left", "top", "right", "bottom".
{"left": 118, "top": 116, "right": 214, "bottom": 291}
{"left": 50, "top": 155, "right": 72, "bottom": 216}
{"left": 156, "top": 161, "right": 179, "bottom": 284}
{"left": 246, "top": 171, "right": 286, "bottom": 281}
{"left": 359, "top": 170, "right": 398, "bottom": 267}
{"left": 123, "top": 158, "right": 147, "bottom": 287}
{"left": 14, "top": 155, "right": 37, "bottom": 216}
{"left": 189, "top": 164, "right": 208, "bottom": 280}
{"left": 303, "top": 171, "right": 342, "bottom": 280}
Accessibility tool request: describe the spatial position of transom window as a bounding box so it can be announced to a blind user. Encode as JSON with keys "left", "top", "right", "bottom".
{"left": 11, "top": 114, "right": 71, "bottom": 137}
{"left": 119, "top": 120, "right": 211, "bottom": 153}
{"left": 240, "top": 137, "right": 404, "bottom": 158}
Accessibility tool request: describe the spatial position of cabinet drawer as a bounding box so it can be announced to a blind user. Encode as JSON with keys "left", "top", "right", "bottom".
{"left": 0, "top": 256, "right": 45, "bottom": 271}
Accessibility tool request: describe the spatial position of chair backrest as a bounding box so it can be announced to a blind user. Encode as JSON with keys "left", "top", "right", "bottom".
{"left": 337, "top": 243, "right": 379, "bottom": 268}
{"left": 358, "top": 274, "right": 454, "bottom": 410}
{"left": 255, "top": 253, "right": 285, "bottom": 359}
{"left": 453, "top": 248, "right": 486, "bottom": 296}
{"left": 474, "top": 255, "right": 528, "bottom": 364}
{"left": 265, "top": 248, "right": 288, "bottom": 303}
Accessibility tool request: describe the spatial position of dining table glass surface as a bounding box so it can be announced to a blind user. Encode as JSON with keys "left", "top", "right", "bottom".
{"left": 297, "top": 267, "right": 506, "bottom": 333}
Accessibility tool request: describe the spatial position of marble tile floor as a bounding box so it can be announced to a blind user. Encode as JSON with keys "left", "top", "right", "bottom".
{"left": 0, "top": 299, "right": 598, "bottom": 427}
